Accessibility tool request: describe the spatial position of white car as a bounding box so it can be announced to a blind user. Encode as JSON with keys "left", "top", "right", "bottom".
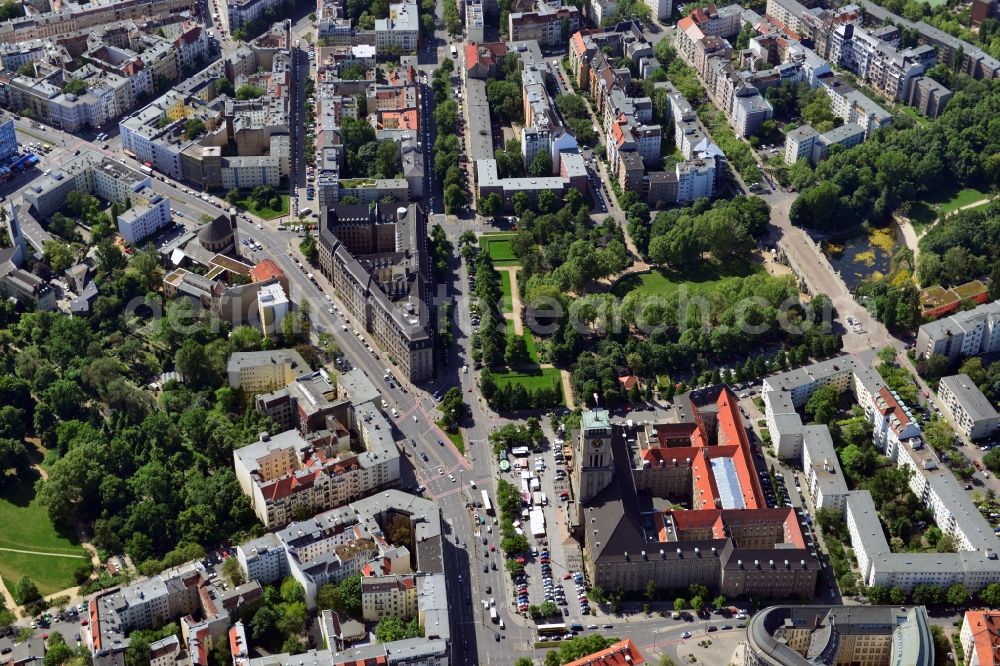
{"left": 448, "top": 474, "right": 456, "bottom": 482}
{"left": 412, "top": 415, "right": 419, "bottom": 423}
{"left": 681, "top": 632, "right": 692, "bottom": 639}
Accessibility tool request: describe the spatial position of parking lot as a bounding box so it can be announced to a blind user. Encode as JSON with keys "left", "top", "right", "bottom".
{"left": 497, "top": 425, "right": 602, "bottom": 632}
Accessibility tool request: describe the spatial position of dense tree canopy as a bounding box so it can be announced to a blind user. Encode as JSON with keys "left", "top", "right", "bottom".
{"left": 790, "top": 81, "right": 1000, "bottom": 231}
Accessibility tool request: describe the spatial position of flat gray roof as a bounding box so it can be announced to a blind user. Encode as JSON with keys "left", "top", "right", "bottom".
{"left": 940, "top": 374, "right": 999, "bottom": 422}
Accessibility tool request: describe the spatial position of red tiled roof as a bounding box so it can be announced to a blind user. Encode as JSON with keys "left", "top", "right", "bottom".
{"left": 564, "top": 639, "right": 645, "bottom": 666}
{"left": 965, "top": 610, "right": 1000, "bottom": 666}
{"left": 619, "top": 375, "right": 639, "bottom": 391}
{"left": 252, "top": 258, "right": 284, "bottom": 283}
{"left": 464, "top": 43, "right": 481, "bottom": 69}
{"left": 570, "top": 31, "right": 587, "bottom": 57}
{"left": 229, "top": 625, "right": 243, "bottom": 657}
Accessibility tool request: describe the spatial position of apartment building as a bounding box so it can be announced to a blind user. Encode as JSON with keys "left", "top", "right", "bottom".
{"left": 783, "top": 120, "right": 867, "bottom": 166}
{"left": 86, "top": 561, "right": 263, "bottom": 666}
{"left": 508, "top": 3, "right": 580, "bottom": 48}
{"left": 675, "top": 8, "right": 773, "bottom": 138}
{"left": 226, "top": 348, "right": 310, "bottom": 393}
{"left": 763, "top": 355, "right": 1000, "bottom": 593}
{"left": 522, "top": 63, "right": 579, "bottom": 172}
{"left": 800, "top": 425, "right": 848, "bottom": 513}
{"left": 120, "top": 28, "right": 292, "bottom": 189}
{"left": 852, "top": 0, "right": 1000, "bottom": 81}
{"left": 0, "top": 23, "right": 200, "bottom": 131}
{"left": 674, "top": 4, "right": 742, "bottom": 60}
{"left": 938, "top": 374, "right": 1000, "bottom": 440}
{"left": 573, "top": 393, "right": 820, "bottom": 598}
{"left": 744, "top": 605, "right": 933, "bottom": 666}
{"left": 236, "top": 488, "right": 444, "bottom": 602}
{"left": 0, "top": 0, "right": 195, "bottom": 43}
{"left": 0, "top": 267, "right": 55, "bottom": 311}
{"left": 570, "top": 28, "right": 722, "bottom": 207}
{"left": 374, "top": 0, "right": 419, "bottom": 51}
{"left": 254, "top": 370, "right": 339, "bottom": 434}
{"left": 0, "top": 39, "right": 50, "bottom": 71}
{"left": 361, "top": 575, "right": 418, "bottom": 621}
{"left": 21, "top": 150, "right": 172, "bottom": 244}
{"left": 256, "top": 282, "right": 289, "bottom": 339}
{"left": 237, "top": 509, "right": 449, "bottom": 666}
{"left": 907, "top": 74, "right": 952, "bottom": 117}
{"left": 234, "top": 368, "right": 401, "bottom": 527}
{"left": 316, "top": 203, "right": 433, "bottom": 382}
{"left": 0, "top": 117, "right": 17, "bottom": 163}
{"left": 916, "top": 300, "right": 1000, "bottom": 362}
{"left": 816, "top": 74, "right": 892, "bottom": 137}
{"left": 148, "top": 635, "right": 180, "bottom": 666}
{"left": 960, "top": 610, "right": 1000, "bottom": 666}
{"left": 226, "top": 0, "right": 284, "bottom": 29}
{"left": 464, "top": 0, "right": 485, "bottom": 43}
{"left": 764, "top": 0, "right": 811, "bottom": 35}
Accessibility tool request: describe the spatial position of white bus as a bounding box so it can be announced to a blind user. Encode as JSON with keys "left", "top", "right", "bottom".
{"left": 481, "top": 489, "right": 493, "bottom": 516}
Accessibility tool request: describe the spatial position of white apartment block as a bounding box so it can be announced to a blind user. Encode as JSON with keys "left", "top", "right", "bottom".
{"left": 237, "top": 489, "right": 443, "bottom": 607}
{"left": 938, "top": 374, "right": 1000, "bottom": 440}
{"left": 764, "top": 355, "right": 1000, "bottom": 594}
{"left": 819, "top": 76, "right": 893, "bottom": 138}
{"left": 86, "top": 560, "right": 263, "bottom": 666}
{"left": 374, "top": 0, "right": 419, "bottom": 51}
{"left": 256, "top": 281, "right": 289, "bottom": 339}
{"left": 226, "top": 348, "right": 310, "bottom": 392}
{"left": 117, "top": 192, "right": 172, "bottom": 245}
{"left": 674, "top": 158, "right": 715, "bottom": 202}
{"left": 916, "top": 300, "right": 1000, "bottom": 362}
{"left": 21, "top": 150, "right": 171, "bottom": 244}
{"left": 645, "top": 0, "right": 672, "bottom": 20}
{"left": 800, "top": 425, "right": 848, "bottom": 513}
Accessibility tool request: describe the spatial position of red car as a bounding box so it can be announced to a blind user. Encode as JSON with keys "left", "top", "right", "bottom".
{"left": 563, "top": 573, "right": 572, "bottom": 580}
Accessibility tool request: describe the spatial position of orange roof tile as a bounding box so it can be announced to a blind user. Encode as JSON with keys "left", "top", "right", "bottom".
{"left": 965, "top": 610, "right": 1000, "bottom": 666}
{"left": 251, "top": 258, "right": 284, "bottom": 283}
{"left": 564, "top": 639, "right": 645, "bottom": 666}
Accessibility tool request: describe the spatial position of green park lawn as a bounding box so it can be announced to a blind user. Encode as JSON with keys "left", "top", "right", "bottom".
{"left": 493, "top": 368, "right": 564, "bottom": 400}
{"left": 479, "top": 233, "right": 519, "bottom": 265}
{"left": 936, "top": 187, "right": 991, "bottom": 216}
{"left": 504, "top": 319, "right": 539, "bottom": 364}
{"left": 0, "top": 471, "right": 89, "bottom": 601}
{"left": 241, "top": 194, "right": 290, "bottom": 220}
{"left": 500, "top": 270, "right": 513, "bottom": 314}
{"left": 910, "top": 186, "right": 992, "bottom": 233}
{"left": 611, "top": 258, "right": 764, "bottom": 299}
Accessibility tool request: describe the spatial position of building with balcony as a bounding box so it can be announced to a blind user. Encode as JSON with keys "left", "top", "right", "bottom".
{"left": 938, "top": 374, "right": 1000, "bottom": 441}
